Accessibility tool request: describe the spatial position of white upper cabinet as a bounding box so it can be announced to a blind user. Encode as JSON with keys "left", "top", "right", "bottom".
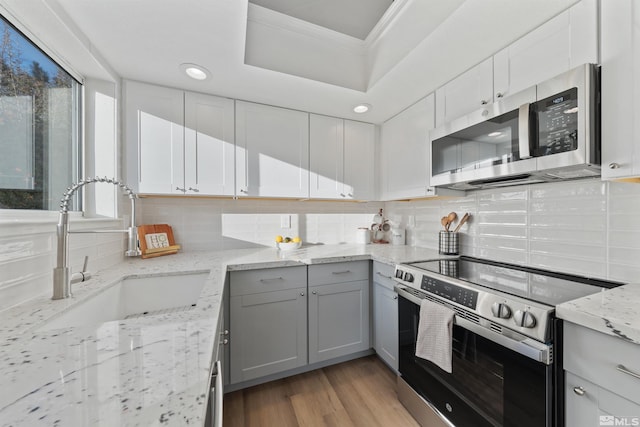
{"left": 435, "top": 58, "right": 493, "bottom": 127}
{"left": 124, "top": 81, "right": 184, "bottom": 195}
{"left": 124, "top": 81, "right": 235, "bottom": 196}
{"left": 494, "top": 0, "right": 599, "bottom": 100}
{"left": 380, "top": 94, "right": 434, "bottom": 200}
{"left": 601, "top": 0, "right": 640, "bottom": 180}
{"left": 435, "top": 0, "right": 598, "bottom": 129}
{"left": 309, "top": 114, "right": 344, "bottom": 199}
{"left": 184, "top": 92, "right": 235, "bottom": 196}
{"left": 235, "top": 101, "right": 310, "bottom": 198}
{"left": 343, "top": 120, "right": 375, "bottom": 200}
{"left": 310, "top": 114, "right": 375, "bottom": 200}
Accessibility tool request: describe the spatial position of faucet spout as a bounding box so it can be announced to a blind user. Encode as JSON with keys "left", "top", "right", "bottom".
{"left": 52, "top": 177, "right": 141, "bottom": 300}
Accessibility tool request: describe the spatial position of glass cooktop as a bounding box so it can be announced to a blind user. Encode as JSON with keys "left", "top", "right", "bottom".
{"left": 409, "top": 256, "right": 622, "bottom": 307}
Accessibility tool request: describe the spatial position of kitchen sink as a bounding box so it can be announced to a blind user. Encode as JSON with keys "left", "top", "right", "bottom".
{"left": 39, "top": 272, "right": 209, "bottom": 331}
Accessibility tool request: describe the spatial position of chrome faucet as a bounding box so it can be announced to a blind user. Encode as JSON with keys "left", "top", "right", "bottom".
{"left": 52, "top": 177, "right": 141, "bottom": 300}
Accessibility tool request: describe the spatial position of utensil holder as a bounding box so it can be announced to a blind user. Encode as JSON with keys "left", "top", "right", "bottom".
{"left": 439, "top": 231, "right": 459, "bottom": 255}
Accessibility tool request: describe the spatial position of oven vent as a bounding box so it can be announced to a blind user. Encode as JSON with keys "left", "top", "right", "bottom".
{"left": 490, "top": 322, "right": 503, "bottom": 334}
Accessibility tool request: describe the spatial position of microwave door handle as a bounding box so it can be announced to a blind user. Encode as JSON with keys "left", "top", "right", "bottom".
{"left": 518, "top": 103, "right": 532, "bottom": 159}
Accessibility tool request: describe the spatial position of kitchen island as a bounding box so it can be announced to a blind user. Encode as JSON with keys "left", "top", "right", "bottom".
{"left": 0, "top": 244, "right": 445, "bottom": 426}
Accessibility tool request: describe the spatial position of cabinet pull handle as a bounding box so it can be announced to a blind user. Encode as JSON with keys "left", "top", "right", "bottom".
{"left": 332, "top": 270, "right": 351, "bottom": 275}
{"left": 393, "top": 295, "right": 398, "bottom": 300}
{"left": 480, "top": 100, "right": 488, "bottom": 105}
{"left": 176, "top": 186, "right": 186, "bottom": 192}
{"left": 347, "top": 193, "right": 353, "bottom": 198}
{"left": 259, "top": 277, "right": 284, "bottom": 283}
{"left": 312, "top": 291, "right": 317, "bottom": 295}
{"left": 300, "top": 292, "right": 305, "bottom": 296}
{"left": 376, "top": 272, "right": 393, "bottom": 280}
{"left": 617, "top": 364, "right": 640, "bottom": 380}
{"left": 573, "top": 386, "right": 585, "bottom": 396}
{"left": 240, "top": 188, "right": 248, "bottom": 194}
{"left": 340, "top": 193, "right": 346, "bottom": 197}
{"left": 220, "top": 329, "right": 229, "bottom": 336}
{"left": 188, "top": 187, "right": 200, "bottom": 193}
{"left": 609, "top": 162, "right": 621, "bottom": 169}
{"left": 220, "top": 338, "right": 229, "bottom": 346}
{"left": 496, "top": 92, "right": 504, "bottom": 98}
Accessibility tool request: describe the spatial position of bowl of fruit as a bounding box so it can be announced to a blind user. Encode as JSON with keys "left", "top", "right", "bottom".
{"left": 276, "top": 235, "right": 302, "bottom": 251}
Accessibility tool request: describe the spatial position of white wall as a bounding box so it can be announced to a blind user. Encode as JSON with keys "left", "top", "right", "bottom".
{"left": 384, "top": 179, "right": 640, "bottom": 283}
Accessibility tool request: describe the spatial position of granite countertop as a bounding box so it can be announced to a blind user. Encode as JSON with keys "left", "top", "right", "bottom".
{"left": 0, "top": 244, "right": 444, "bottom": 427}
{"left": 556, "top": 283, "right": 640, "bottom": 345}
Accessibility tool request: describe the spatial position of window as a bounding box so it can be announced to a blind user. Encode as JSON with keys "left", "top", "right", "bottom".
{"left": 0, "top": 14, "right": 81, "bottom": 210}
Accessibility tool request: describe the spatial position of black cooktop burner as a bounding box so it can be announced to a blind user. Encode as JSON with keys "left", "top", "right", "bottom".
{"left": 408, "top": 256, "right": 622, "bottom": 307}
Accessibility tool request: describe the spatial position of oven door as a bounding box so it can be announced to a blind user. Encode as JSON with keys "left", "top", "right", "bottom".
{"left": 397, "top": 290, "right": 554, "bottom": 427}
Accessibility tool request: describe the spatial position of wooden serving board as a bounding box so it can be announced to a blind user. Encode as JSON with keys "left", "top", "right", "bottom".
{"left": 137, "top": 224, "right": 180, "bottom": 259}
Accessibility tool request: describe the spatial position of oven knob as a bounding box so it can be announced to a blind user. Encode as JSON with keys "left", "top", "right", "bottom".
{"left": 403, "top": 272, "right": 414, "bottom": 283}
{"left": 491, "top": 302, "right": 512, "bottom": 319}
{"left": 395, "top": 270, "right": 404, "bottom": 279}
{"left": 514, "top": 310, "right": 537, "bottom": 328}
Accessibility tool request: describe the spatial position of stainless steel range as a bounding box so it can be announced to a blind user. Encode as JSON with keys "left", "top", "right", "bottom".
{"left": 393, "top": 256, "right": 622, "bottom": 427}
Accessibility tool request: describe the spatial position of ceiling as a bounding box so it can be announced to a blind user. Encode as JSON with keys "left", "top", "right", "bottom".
{"left": 0, "top": 0, "right": 578, "bottom": 124}
{"left": 248, "top": 0, "right": 393, "bottom": 40}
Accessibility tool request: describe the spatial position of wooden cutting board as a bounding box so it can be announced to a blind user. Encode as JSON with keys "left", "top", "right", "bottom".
{"left": 137, "top": 224, "right": 180, "bottom": 259}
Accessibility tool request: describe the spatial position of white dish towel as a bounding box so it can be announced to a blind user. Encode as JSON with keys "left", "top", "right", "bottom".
{"left": 415, "top": 299, "right": 455, "bottom": 373}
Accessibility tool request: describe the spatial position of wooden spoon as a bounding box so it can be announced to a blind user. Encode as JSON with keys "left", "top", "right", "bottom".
{"left": 441, "top": 216, "right": 449, "bottom": 231}
{"left": 446, "top": 212, "right": 457, "bottom": 231}
{"left": 453, "top": 213, "right": 471, "bottom": 233}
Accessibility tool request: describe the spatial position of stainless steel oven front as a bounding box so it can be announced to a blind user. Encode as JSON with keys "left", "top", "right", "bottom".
{"left": 395, "top": 285, "right": 560, "bottom": 427}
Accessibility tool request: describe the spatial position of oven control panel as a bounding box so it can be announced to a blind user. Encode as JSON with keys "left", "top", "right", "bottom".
{"left": 421, "top": 276, "right": 478, "bottom": 309}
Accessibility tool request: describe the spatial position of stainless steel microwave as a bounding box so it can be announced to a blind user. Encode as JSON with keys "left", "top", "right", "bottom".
{"left": 430, "top": 64, "right": 600, "bottom": 190}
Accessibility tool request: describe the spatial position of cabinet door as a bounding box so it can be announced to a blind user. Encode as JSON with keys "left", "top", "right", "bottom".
{"left": 435, "top": 57, "right": 493, "bottom": 127}
{"left": 309, "top": 114, "right": 344, "bottom": 199}
{"left": 229, "top": 287, "right": 307, "bottom": 383}
{"left": 308, "top": 280, "right": 370, "bottom": 364}
{"left": 235, "top": 101, "right": 309, "bottom": 198}
{"left": 493, "top": 0, "right": 597, "bottom": 100}
{"left": 601, "top": 0, "right": 640, "bottom": 179}
{"left": 565, "top": 372, "right": 599, "bottom": 427}
{"left": 373, "top": 281, "right": 398, "bottom": 371}
{"left": 124, "top": 81, "right": 184, "bottom": 194}
{"left": 343, "top": 120, "right": 375, "bottom": 200}
{"left": 380, "top": 95, "right": 433, "bottom": 200}
{"left": 184, "top": 92, "right": 235, "bottom": 196}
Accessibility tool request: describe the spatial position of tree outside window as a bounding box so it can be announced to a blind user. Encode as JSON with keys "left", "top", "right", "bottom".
{"left": 0, "top": 15, "right": 80, "bottom": 210}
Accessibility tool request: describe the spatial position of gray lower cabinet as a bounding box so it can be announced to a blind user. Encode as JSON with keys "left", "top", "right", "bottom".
{"left": 308, "top": 261, "right": 370, "bottom": 364}
{"left": 564, "top": 321, "right": 640, "bottom": 426}
{"left": 229, "top": 266, "right": 307, "bottom": 384}
{"left": 372, "top": 262, "right": 398, "bottom": 371}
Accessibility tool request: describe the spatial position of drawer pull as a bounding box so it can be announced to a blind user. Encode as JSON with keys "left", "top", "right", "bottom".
{"left": 259, "top": 277, "right": 284, "bottom": 283}
{"left": 617, "top": 364, "right": 640, "bottom": 380}
{"left": 573, "top": 386, "right": 585, "bottom": 396}
{"left": 376, "top": 272, "right": 393, "bottom": 280}
{"left": 332, "top": 270, "right": 351, "bottom": 275}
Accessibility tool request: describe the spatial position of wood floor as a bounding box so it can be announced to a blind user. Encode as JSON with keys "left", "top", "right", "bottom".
{"left": 223, "top": 356, "right": 420, "bottom": 427}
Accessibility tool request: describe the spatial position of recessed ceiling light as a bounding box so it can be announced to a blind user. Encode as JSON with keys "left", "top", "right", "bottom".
{"left": 353, "top": 104, "right": 371, "bottom": 113}
{"left": 180, "top": 63, "right": 210, "bottom": 81}
{"left": 488, "top": 131, "right": 503, "bottom": 137}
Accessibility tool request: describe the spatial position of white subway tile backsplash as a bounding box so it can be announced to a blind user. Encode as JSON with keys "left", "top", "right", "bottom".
{"left": 5, "top": 178, "right": 640, "bottom": 311}
{"left": 384, "top": 180, "right": 640, "bottom": 283}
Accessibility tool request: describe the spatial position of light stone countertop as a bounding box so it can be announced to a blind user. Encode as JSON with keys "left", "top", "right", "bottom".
{"left": 0, "top": 244, "right": 446, "bottom": 427}
{"left": 556, "top": 283, "right": 640, "bottom": 345}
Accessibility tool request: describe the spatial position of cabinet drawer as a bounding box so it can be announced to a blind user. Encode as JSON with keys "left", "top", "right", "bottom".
{"left": 373, "top": 261, "right": 396, "bottom": 290}
{"left": 308, "top": 261, "right": 369, "bottom": 286}
{"left": 564, "top": 322, "right": 640, "bottom": 405}
{"left": 230, "top": 266, "right": 306, "bottom": 296}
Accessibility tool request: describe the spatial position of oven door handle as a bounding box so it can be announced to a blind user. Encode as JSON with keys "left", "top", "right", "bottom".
{"left": 394, "top": 285, "right": 552, "bottom": 365}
